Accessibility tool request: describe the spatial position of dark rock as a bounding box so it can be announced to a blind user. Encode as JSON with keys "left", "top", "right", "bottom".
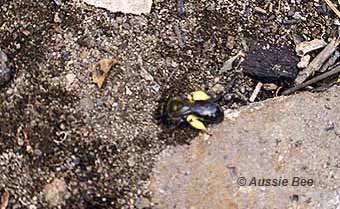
{"left": 242, "top": 43, "right": 299, "bottom": 87}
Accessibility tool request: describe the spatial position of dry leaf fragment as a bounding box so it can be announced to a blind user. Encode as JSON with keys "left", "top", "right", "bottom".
{"left": 92, "top": 58, "right": 119, "bottom": 88}
{"left": 0, "top": 191, "right": 9, "bottom": 209}
{"left": 220, "top": 51, "right": 244, "bottom": 73}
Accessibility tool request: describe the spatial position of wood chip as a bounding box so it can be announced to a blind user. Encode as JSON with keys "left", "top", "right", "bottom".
{"left": 295, "top": 38, "right": 339, "bottom": 84}
{"left": 263, "top": 83, "right": 278, "bottom": 91}
{"left": 295, "top": 39, "right": 327, "bottom": 56}
{"left": 254, "top": 7, "right": 267, "bottom": 14}
{"left": 249, "top": 82, "right": 263, "bottom": 102}
{"left": 92, "top": 58, "right": 119, "bottom": 88}
{"left": 268, "top": 3, "right": 274, "bottom": 13}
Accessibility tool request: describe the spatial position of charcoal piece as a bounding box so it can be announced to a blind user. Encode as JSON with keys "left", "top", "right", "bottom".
{"left": 242, "top": 43, "right": 299, "bottom": 87}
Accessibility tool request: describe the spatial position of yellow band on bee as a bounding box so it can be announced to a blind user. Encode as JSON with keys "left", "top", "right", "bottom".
{"left": 187, "top": 91, "right": 211, "bottom": 102}
{"left": 186, "top": 114, "right": 207, "bottom": 131}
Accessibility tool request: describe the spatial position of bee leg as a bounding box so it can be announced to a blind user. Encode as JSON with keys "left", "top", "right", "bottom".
{"left": 187, "top": 91, "right": 211, "bottom": 103}
{"left": 162, "top": 116, "right": 183, "bottom": 129}
{"left": 186, "top": 115, "right": 207, "bottom": 132}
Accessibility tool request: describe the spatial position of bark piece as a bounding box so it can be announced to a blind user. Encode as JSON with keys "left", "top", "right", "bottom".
{"left": 295, "top": 39, "right": 327, "bottom": 56}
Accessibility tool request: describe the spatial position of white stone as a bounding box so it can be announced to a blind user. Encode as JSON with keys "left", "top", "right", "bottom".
{"left": 297, "top": 54, "right": 311, "bottom": 69}
{"left": 65, "top": 73, "right": 76, "bottom": 90}
{"left": 82, "top": 0, "right": 153, "bottom": 14}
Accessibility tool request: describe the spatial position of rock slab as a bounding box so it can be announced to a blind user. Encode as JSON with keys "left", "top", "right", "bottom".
{"left": 148, "top": 86, "right": 340, "bottom": 209}
{"left": 82, "top": 0, "right": 153, "bottom": 14}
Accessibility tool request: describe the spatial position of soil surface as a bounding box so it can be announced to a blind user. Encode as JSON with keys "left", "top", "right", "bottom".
{"left": 0, "top": 0, "right": 338, "bottom": 208}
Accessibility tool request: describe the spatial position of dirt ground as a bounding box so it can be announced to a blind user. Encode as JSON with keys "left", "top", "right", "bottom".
{"left": 0, "top": 0, "right": 338, "bottom": 208}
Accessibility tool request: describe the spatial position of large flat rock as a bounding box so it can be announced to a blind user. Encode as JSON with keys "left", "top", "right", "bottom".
{"left": 148, "top": 86, "right": 340, "bottom": 209}
{"left": 82, "top": 0, "right": 153, "bottom": 14}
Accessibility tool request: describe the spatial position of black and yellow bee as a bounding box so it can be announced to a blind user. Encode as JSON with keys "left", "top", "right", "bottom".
{"left": 161, "top": 91, "right": 224, "bottom": 131}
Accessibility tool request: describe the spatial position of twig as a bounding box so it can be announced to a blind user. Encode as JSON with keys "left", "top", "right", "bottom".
{"left": 295, "top": 38, "right": 339, "bottom": 84}
{"left": 249, "top": 82, "right": 263, "bottom": 102}
{"left": 323, "top": 0, "right": 340, "bottom": 18}
{"left": 173, "top": 24, "right": 185, "bottom": 48}
{"left": 282, "top": 64, "right": 340, "bottom": 95}
{"left": 319, "top": 50, "right": 340, "bottom": 73}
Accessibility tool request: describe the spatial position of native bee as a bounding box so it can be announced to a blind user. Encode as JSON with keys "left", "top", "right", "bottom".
{"left": 161, "top": 91, "right": 224, "bottom": 131}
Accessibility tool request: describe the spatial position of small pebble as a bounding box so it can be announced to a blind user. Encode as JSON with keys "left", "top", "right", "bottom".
{"left": 212, "top": 83, "right": 224, "bottom": 94}
{"left": 54, "top": 13, "right": 62, "bottom": 23}
{"left": 53, "top": 0, "right": 62, "bottom": 6}
{"left": 43, "top": 178, "right": 69, "bottom": 206}
{"left": 126, "top": 86, "right": 132, "bottom": 95}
